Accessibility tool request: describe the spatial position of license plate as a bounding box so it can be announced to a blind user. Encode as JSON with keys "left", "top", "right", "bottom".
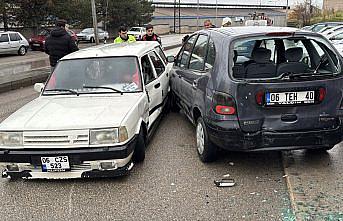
{"left": 33, "top": 43, "right": 40, "bottom": 46}
{"left": 41, "top": 156, "right": 70, "bottom": 172}
{"left": 266, "top": 91, "right": 315, "bottom": 105}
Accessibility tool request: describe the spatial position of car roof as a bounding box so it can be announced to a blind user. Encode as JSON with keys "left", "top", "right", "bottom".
{"left": 62, "top": 41, "right": 160, "bottom": 60}
{"left": 209, "top": 26, "right": 303, "bottom": 37}
{"left": 0, "top": 31, "right": 20, "bottom": 34}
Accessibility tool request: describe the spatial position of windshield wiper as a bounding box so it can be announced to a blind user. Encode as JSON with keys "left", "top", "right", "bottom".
{"left": 44, "top": 88, "right": 79, "bottom": 95}
{"left": 314, "top": 55, "right": 328, "bottom": 74}
{"left": 83, "top": 85, "right": 123, "bottom": 95}
{"left": 279, "top": 71, "right": 334, "bottom": 80}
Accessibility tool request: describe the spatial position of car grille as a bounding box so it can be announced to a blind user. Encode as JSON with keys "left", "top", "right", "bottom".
{"left": 23, "top": 130, "right": 89, "bottom": 147}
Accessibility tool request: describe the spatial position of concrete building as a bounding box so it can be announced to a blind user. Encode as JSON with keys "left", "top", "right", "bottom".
{"left": 150, "top": 2, "right": 288, "bottom": 34}
{"left": 323, "top": 0, "right": 343, "bottom": 11}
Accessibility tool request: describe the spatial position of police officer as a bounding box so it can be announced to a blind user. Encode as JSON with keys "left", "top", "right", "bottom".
{"left": 114, "top": 25, "right": 136, "bottom": 44}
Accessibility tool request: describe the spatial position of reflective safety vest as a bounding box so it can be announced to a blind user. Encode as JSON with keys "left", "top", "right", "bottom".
{"left": 114, "top": 35, "right": 136, "bottom": 44}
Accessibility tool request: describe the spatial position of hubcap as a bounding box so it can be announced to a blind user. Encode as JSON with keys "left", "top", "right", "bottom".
{"left": 196, "top": 122, "right": 205, "bottom": 155}
{"left": 20, "top": 47, "right": 25, "bottom": 55}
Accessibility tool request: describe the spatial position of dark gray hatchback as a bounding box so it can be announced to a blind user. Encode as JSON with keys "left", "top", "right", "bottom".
{"left": 169, "top": 26, "right": 343, "bottom": 162}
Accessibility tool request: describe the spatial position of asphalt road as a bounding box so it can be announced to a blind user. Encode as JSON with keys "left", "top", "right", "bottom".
{"left": 0, "top": 48, "right": 342, "bottom": 221}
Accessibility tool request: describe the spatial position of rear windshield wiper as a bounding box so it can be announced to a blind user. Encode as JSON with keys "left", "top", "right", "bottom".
{"left": 83, "top": 85, "right": 123, "bottom": 95}
{"left": 44, "top": 88, "right": 79, "bottom": 95}
{"left": 279, "top": 71, "right": 335, "bottom": 80}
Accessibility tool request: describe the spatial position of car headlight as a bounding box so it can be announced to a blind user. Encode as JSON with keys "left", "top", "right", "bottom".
{"left": 0, "top": 132, "right": 23, "bottom": 146}
{"left": 90, "top": 127, "right": 128, "bottom": 145}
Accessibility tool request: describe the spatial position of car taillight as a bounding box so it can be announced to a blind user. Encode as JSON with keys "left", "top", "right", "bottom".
{"left": 255, "top": 90, "right": 264, "bottom": 106}
{"left": 319, "top": 87, "right": 326, "bottom": 102}
{"left": 212, "top": 92, "right": 236, "bottom": 115}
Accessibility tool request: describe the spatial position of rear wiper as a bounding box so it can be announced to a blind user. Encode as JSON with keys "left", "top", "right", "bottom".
{"left": 279, "top": 71, "right": 334, "bottom": 79}
{"left": 45, "top": 88, "right": 79, "bottom": 95}
{"left": 314, "top": 55, "right": 327, "bottom": 74}
{"left": 83, "top": 85, "right": 123, "bottom": 95}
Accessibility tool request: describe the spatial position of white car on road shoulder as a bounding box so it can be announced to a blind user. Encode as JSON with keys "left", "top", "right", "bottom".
{"left": 127, "top": 27, "right": 146, "bottom": 40}
{"left": 0, "top": 41, "right": 171, "bottom": 179}
{"left": 76, "top": 28, "right": 109, "bottom": 43}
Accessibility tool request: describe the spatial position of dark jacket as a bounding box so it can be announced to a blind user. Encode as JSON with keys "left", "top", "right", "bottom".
{"left": 45, "top": 27, "right": 79, "bottom": 67}
{"left": 142, "top": 33, "right": 161, "bottom": 45}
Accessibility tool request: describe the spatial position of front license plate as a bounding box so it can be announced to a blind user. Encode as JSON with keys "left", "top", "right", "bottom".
{"left": 41, "top": 156, "right": 70, "bottom": 172}
{"left": 33, "top": 43, "right": 40, "bottom": 46}
{"left": 266, "top": 91, "right": 315, "bottom": 106}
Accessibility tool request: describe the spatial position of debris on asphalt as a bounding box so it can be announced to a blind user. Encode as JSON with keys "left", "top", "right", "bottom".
{"left": 282, "top": 175, "right": 288, "bottom": 178}
{"left": 250, "top": 192, "right": 256, "bottom": 195}
{"left": 223, "top": 173, "right": 230, "bottom": 178}
{"left": 229, "top": 162, "right": 234, "bottom": 166}
{"left": 214, "top": 178, "right": 235, "bottom": 187}
{"left": 171, "top": 183, "right": 175, "bottom": 186}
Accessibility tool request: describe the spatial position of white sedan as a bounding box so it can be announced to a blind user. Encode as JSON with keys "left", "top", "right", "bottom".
{"left": 0, "top": 41, "right": 171, "bottom": 179}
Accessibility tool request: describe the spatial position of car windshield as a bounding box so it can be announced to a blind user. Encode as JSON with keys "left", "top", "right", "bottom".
{"left": 231, "top": 34, "right": 342, "bottom": 80}
{"left": 81, "top": 28, "right": 93, "bottom": 33}
{"left": 44, "top": 57, "right": 142, "bottom": 95}
{"left": 129, "top": 28, "right": 141, "bottom": 32}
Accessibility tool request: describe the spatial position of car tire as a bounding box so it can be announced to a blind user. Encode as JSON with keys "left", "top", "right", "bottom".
{"left": 18, "top": 46, "right": 27, "bottom": 56}
{"left": 132, "top": 127, "right": 146, "bottom": 163}
{"left": 196, "top": 117, "right": 217, "bottom": 163}
{"left": 170, "top": 92, "right": 180, "bottom": 112}
{"left": 90, "top": 37, "right": 95, "bottom": 43}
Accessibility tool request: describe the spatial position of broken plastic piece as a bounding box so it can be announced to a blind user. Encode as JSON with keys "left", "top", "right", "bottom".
{"left": 214, "top": 178, "right": 235, "bottom": 187}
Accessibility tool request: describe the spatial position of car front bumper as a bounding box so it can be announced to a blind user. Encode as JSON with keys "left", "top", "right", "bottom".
{"left": 206, "top": 119, "right": 342, "bottom": 151}
{"left": 0, "top": 135, "right": 137, "bottom": 179}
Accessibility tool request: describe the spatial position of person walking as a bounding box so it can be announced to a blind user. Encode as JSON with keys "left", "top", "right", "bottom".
{"left": 114, "top": 25, "right": 136, "bottom": 44}
{"left": 45, "top": 19, "right": 79, "bottom": 72}
{"left": 221, "top": 17, "right": 232, "bottom": 27}
{"left": 141, "top": 24, "right": 161, "bottom": 45}
{"left": 204, "top": 19, "right": 216, "bottom": 29}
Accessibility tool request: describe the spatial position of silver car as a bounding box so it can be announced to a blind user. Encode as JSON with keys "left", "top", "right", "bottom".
{"left": 0, "top": 31, "right": 29, "bottom": 56}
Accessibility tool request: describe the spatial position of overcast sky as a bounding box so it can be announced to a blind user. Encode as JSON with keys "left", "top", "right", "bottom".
{"left": 154, "top": 0, "right": 323, "bottom": 7}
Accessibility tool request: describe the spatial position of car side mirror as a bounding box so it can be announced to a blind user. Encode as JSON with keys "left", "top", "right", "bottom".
{"left": 301, "top": 56, "right": 310, "bottom": 65}
{"left": 167, "top": 56, "right": 175, "bottom": 63}
{"left": 34, "top": 83, "right": 44, "bottom": 93}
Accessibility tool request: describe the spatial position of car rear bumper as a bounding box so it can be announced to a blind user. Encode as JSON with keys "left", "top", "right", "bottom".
{"left": 206, "top": 120, "right": 342, "bottom": 151}
{"left": 0, "top": 135, "right": 137, "bottom": 179}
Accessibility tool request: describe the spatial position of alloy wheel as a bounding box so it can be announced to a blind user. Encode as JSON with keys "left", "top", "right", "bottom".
{"left": 196, "top": 122, "right": 205, "bottom": 155}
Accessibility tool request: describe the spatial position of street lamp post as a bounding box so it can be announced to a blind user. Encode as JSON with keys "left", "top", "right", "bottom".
{"left": 286, "top": 0, "right": 288, "bottom": 26}
{"left": 197, "top": 0, "right": 199, "bottom": 30}
{"left": 215, "top": 0, "right": 218, "bottom": 27}
{"left": 91, "top": 0, "right": 99, "bottom": 45}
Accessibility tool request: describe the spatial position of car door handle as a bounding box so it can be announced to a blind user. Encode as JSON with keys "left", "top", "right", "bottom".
{"left": 154, "top": 83, "right": 161, "bottom": 89}
{"left": 192, "top": 81, "right": 198, "bottom": 90}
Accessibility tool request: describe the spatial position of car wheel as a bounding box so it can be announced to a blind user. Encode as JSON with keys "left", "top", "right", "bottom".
{"left": 196, "top": 117, "right": 217, "bottom": 162}
{"left": 132, "top": 127, "right": 146, "bottom": 163}
{"left": 18, "top": 46, "right": 27, "bottom": 56}
{"left": 90, "top": 37, "right": 95, "bottom": 43}
{"left": 170, "top": 92, "right": 180, "bottom": 112}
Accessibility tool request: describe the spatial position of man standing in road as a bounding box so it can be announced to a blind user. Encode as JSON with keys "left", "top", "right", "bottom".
{"left": 45, "top": 19, "right": 79, "bottom": 72}
{"left": 141, "top": 24, "right": 161, "bottom": 45}
{"left": 204, "top": 19, "right": 216, "bottom": 29}
{"left": 114, "top": 26, "right": 136, "bottom": 44}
